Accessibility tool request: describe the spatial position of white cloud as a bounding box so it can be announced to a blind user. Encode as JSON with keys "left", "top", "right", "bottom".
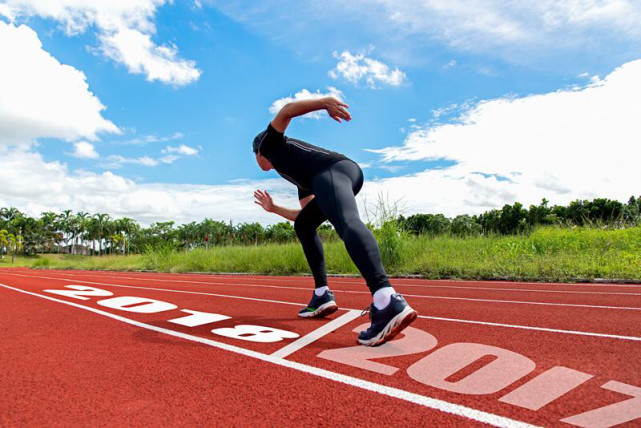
{"left": 106, "top": 155, "right": 161, "bottom": 168}
{"left": 0, "top": 22, "right": 119, "bottom": 148}
{"left": 0, "top": 3, "right": 13, "bottom": 18}
{"left": 207, "top": 1, "right": 641, "bottom": 67}
{"left": 0, "top": 0, "right": 201, "bottom": 86}
{"left": 0, "top": 149, "right": 300, "bottom": 225}
{"left": 370, "top": 1, "right": 639, "bottom": 46}
{"left": 269, "top": 87, "right": 344, "bottom": 119}
{"left": 99, "top": 28, "right": 200, "bottom": 86}
{"left": 364, "top": 59, "right": 641, "bottom": 216}
{"left": 115, "top": 132, "right": 184, "bottom": 146}
{"left": 362, "top": 0, "right": 641, "bottom": 62}
{"left": 71, "top": 141, "right": 99, "bottom": 159}
{"left": 105, "top": 144, "right": 199, "bottom": 168}
{"left": 443, "top": 60, "right": 457, "bottom": 69}
{"left": 105, "top": 155, "right": 179, "bottom": 168}
{"left": 159, "top": 155, "right": 179, "bottom": 164}
{"left": 162, "top": 144, "right": 199, "bottom": 156}
{"left": 329, "top": 51, "right": 406, "bottom": 88}
{"left": 431, "top": 104, "right": 459, "bottom": 119}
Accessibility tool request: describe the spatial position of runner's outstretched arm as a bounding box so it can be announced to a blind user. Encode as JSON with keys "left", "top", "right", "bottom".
{"left": 271, "top": 97, "right": 351, "bottom": 133}
{"left": 254, "top": 190, "right": 314, "bottom": 221}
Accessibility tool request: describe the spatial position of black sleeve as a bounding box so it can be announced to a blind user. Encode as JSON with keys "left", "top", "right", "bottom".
{"left": 258, "top": 122, "right": 286, "bottom": 158}
{"left": 298, "top": 187, "right": 313, "bottom": 200}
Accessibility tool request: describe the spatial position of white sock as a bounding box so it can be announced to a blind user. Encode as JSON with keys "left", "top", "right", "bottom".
{"left": 314, "top": 286, "right": 329, "bottom": 296}
{"left": 373, "top": 286, "right": 396, "bottom": 310}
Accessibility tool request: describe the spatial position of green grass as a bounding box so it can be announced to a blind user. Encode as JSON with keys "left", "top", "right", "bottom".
{"left": 0, "top": 253, "right": 145, "bottom": 271}
{"left": 397, "top": 226, "right": 641, "bottom": 281}
{"left": 3, "top": 226, "right": 640, "bottom": 282}
{"left": 0, "top": 255, "right": 39, "bottom": 268}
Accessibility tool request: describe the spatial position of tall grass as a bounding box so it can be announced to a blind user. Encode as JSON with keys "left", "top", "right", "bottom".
{"left": 10, "top": 226, "right": 641, "bottom": 282}
{"left": 399, "top": 226, "right": 641, "bottom": 281}
{"left": 367, "top": 193, "right": 406, "bottom": 270}
{"left": 26, "top": 254, "right": 145, "bottom": 271}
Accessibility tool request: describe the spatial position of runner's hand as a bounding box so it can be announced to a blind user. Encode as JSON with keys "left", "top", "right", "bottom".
{"left": 254, "top": 189, "right": 275, "bottom": 212}
{"left": 324, "top": 97, "right": 351, "bottom": 123}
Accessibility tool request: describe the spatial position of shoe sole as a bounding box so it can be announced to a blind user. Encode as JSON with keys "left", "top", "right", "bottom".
{"left": 298, "top": 301, "right": 338, "bottom": 318}
{"left": 358, "top": 306, "right": 418, "bottom": 347}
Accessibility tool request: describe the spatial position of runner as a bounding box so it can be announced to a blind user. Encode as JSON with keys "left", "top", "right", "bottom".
{"left": 252, "top": 96, "right": 417, "bottom": 346}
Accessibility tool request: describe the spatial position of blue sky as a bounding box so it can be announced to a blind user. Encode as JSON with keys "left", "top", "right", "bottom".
{"left": 1, "top": 1, "right": 640, "bottom": 224}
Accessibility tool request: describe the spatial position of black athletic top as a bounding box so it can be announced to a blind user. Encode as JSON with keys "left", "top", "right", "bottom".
{"left": 255, "top": 123, "right": 348, "bottom": 199}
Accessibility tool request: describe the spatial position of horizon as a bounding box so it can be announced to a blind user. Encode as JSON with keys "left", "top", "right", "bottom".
{"left": 2, "top": 194, "right": 637, "bottom": 230}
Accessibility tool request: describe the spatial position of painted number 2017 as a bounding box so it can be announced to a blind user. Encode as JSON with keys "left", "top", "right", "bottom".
{"left": 318, "top": 323, "right": 641, "bottom": 427}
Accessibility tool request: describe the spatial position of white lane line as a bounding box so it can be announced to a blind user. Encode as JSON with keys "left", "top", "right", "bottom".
{"left": 13, "top": 272, "right": 641, "bottom": 311}
{"left": 53, "top": 272, "right": 318, "bottom": 293}
{"left": 398, "top": 293, "right": 641, "bottom": 311}
{"left": 271, "top": 310, "right": 361, "bottom": 359}
{"left": 3, "top": 272, "right": 308, "bottom": 308}
{"left": 4, "top": 272, "right": 641, "bottom": 341}
{"left": 420, "top": 316, "right": 641, "bottom": 342}
{"left": 0, "top": 283, "right": 536, "bottom": 428}
{"left": 53, "top": 271, "right": 641, "bottom": 296}
{"left": 82, "top": 271, "right": 641, "bottom": 289}
{"left": 365, "top": 283, "right": 641, "bottom": 296}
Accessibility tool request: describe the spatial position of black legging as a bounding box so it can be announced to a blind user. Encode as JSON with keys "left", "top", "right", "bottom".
{"left": 294, "top": 160, "right": 391, "bottom": 294}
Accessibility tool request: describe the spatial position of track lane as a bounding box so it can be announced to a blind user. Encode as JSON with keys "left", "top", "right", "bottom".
{"left": 3, "top": 270, "right": 641, "bottom": 427}
{"left": 49, "top": 270, "right": 641, "bottom": 296}
{"left": 0, "top": 282, "right": 485, "bottom": 427}
{"left": 47, "top": 270, "right": 641, "bottom": 308}
{"left": 8, "top": 270, "right": 641, "bottom": 339}
{"left": 18, "top": 270, "right": 641, "bottom": 314}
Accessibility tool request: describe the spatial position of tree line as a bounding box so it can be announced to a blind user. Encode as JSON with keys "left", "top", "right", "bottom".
{"left": 0, "top": 207, "right": 331, "bottom": 258}
{"left": 1, "top": 196, "right": 639, "bottom": 260}
{"left": 399, "top": 196, "right": 641, "bottom": 236}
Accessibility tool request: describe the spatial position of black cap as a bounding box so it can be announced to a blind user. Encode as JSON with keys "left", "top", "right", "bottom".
{"left": 253, "top": 130, "right": 267, "bottom": 154}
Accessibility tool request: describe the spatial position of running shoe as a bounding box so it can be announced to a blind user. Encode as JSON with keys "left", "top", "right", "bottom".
{"left": 358, "top": 294, "right": 418, "bottom": 346}
{"left": 298, "top": 290, "right": 338, "bottom": 318}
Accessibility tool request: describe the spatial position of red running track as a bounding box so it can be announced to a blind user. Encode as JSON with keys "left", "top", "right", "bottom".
{"left": 1, "top": 268, "right": 640, "bottom": 427}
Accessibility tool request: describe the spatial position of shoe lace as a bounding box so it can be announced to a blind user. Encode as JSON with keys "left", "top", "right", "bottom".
{"left": 360, "top": 305, "right": 373, "bottom": 319}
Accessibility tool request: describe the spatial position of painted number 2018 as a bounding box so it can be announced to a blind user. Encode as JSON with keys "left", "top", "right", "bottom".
{"left": 44, "top": 285, "right": 299, "bottom": 344}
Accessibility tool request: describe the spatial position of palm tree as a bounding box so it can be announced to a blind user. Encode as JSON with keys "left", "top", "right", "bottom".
{"left": 0, "top": 209, "right": 24, "bottom": 244}
{"left": 117, "top": 218, "right": 139, "bottom": 255}
{"left": 104, "top": 218, "right": 118, "bottom": 255}
{"left": 57, "top": 210, "right": 73, "bottom": 254}
{"left": 112, "top": 218, "right": 124, "bottom": 255}
{"left": 16, "top": 216, "right": 42, "bottom": 255}
{"left": 0, "top": 207, "right": 22, "bottom": 226}
{"left": 40, "top": 212, "right": 59, "bottom": 254}
{"left": 0, "top": 229, "right": 8, "bottom": 259}
{"left": 85, "top": 216, "right": 96, "bottom": 256}
{"left": 0, "top": 230, "right": 23, "bottom": 263}
{"left": 11, "top": 233, "right": 23, "bottom": 263}
{"left": 93, "top": 213, "right": 111, "bottom": 256}
{"left": 73, "top": 212, "right": 90, "bottom": 255}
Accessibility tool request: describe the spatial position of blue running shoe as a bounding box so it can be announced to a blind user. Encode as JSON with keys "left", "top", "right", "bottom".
{"left": 358, "top": 294, "right": 417, "bottom": 346}
{"left": 298, "top": 290, "right": 338, "bottom": 318}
